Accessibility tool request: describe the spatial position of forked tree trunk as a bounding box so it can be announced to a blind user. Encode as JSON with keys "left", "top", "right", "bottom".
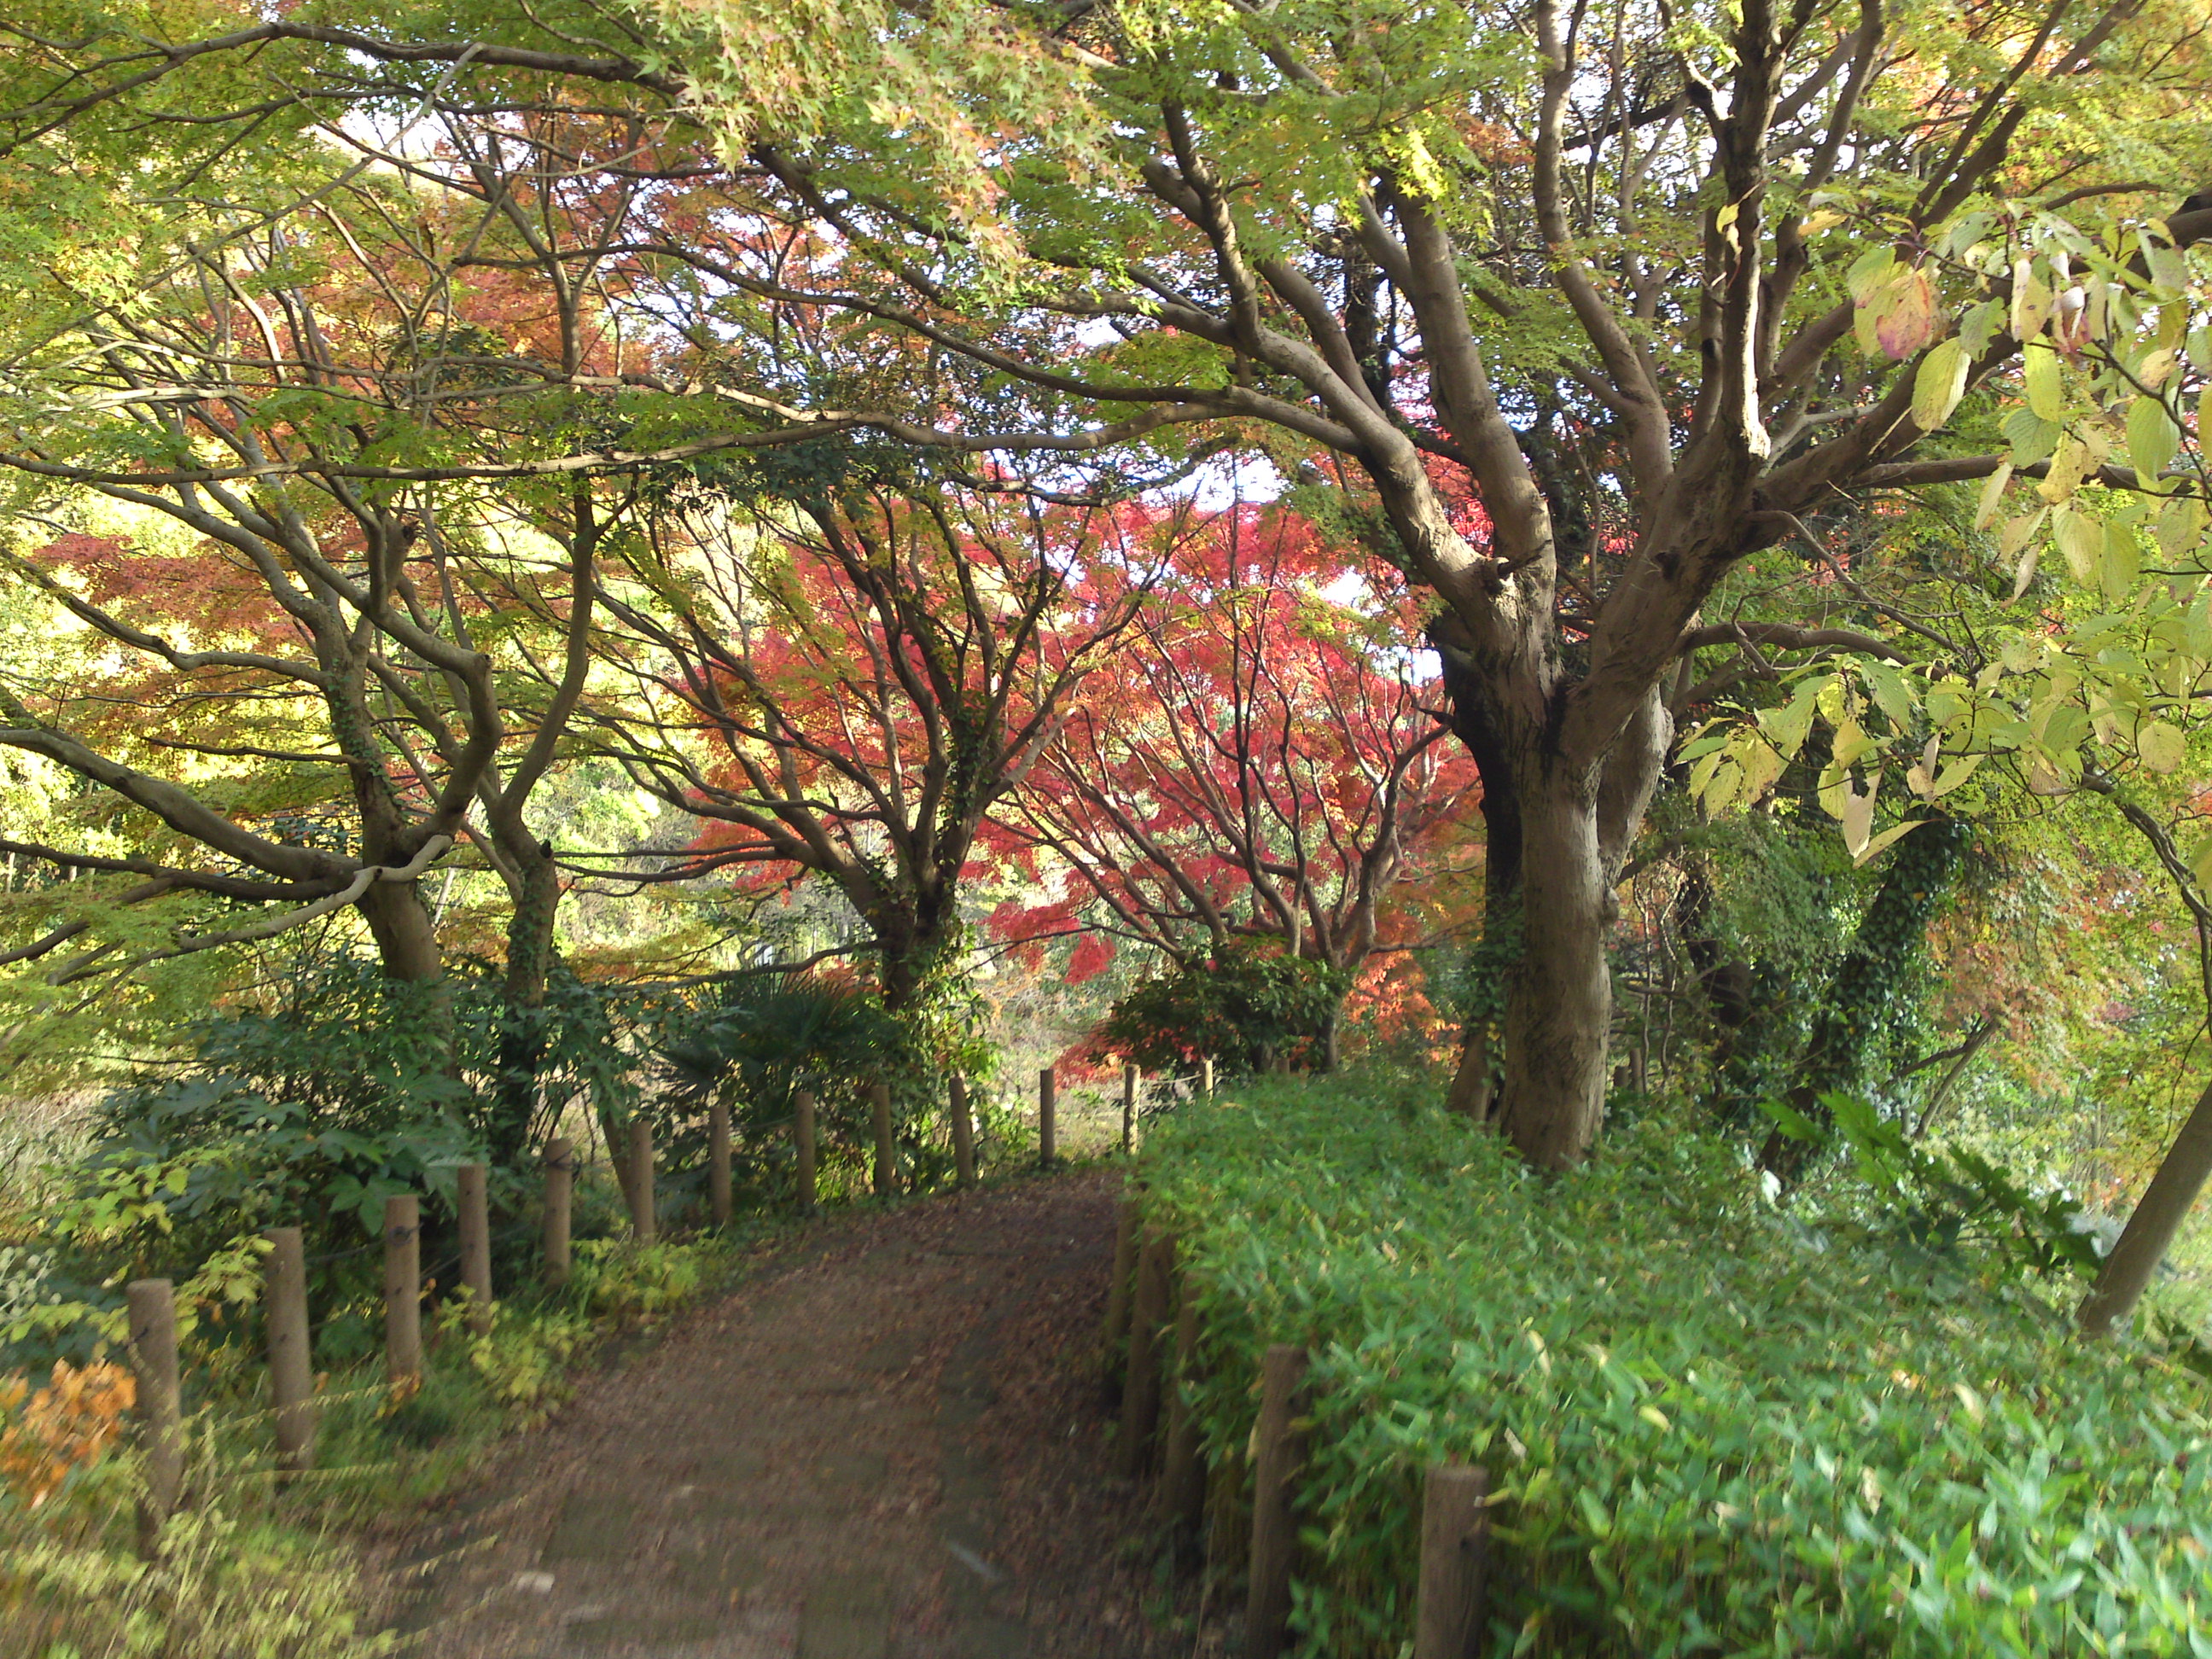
{"left": 1437, "top": 648, "right": 1665, "bottom": 1164}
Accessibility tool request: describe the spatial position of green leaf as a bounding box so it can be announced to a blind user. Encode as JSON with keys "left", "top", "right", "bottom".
{"left": 2138, "top": 719, "right": 2186, "bottom": 773}
{"left": 2002, "top": 408, "right": 2060, "bottom": 465}
{"left": 2053, "top": 509, "right": 2102, "bottom": 586}
{"left": 1758, "top": 675, "right": 1830, "bottom": 760}
{"left": 1859, "top": 659, "right": 1916, "bottom": 732}
{"left": 2127, "top": 396, "right": 2180, "bottom": 488}
{"left": 2189, "top": 832, "right": 2212, "bottom": 891}
{"left": 1847, "top": 248, "right": 1899, "bottom": 302}
{"left": 1756, "top": 1097, "right": 1823, "bottom": 1143}
{"left": 1854, "top": 819, "right": 1928, "bottom": 867}
{"left": 1575, "top": 1487, "right": 1614, "bottom": 1540}
{"left": 1931, "top": 755, "right": 1984, "bottom": 797}
{"left": 2157, "top": 494, "right": 2208, "bottom": 562}
{"left": 2023, "top": 341, "right": 2064, "bottom": 422}
{"left": 1912, "top": 338, "right": 1969, "bottom": 431}
{"left": 2102, "top": 520, "right": 2140, "bottom": 604}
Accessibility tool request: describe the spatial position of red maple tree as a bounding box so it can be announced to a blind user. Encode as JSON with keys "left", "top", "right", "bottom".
{"left": 990, "top": 502, "right": 1480, "bottom": 1063}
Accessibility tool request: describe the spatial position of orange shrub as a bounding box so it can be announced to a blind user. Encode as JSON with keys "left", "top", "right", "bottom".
{"left": 0, "top": 1360, "right": 136, "bottom": 1507}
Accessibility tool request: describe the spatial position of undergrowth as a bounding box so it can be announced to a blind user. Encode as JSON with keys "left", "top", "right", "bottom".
{"left": 0, "top": 1178, "right": 768, "bottom": 1659}
{"left": 1142, "top": 1072, "right": 2212, "bottom": 1657}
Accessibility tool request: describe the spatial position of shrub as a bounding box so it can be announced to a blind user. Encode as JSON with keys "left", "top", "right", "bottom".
{"left": 1141, "top": 1074, "right": 2212, "bottom": 1656}
{"left": 430, "top": 1299, "right": 596, "bottom": 1426}
{"left": 0, "top": 1360, "right": 134, "bottom": 1509}
{"left": 650, "top": 968, "right": 1004, "bottom": 1199}
{"left": 0, "top": 952, "right": 655, "bottom": 1369}
{"left": 568, "top": 1237, "right": 707, "bottom": 1327}
{"left": 1099, "top": 945, "right": 1348, "bottom": 1078}
{"left": 653, "top": 972, "right": 904, "bottom": 1201}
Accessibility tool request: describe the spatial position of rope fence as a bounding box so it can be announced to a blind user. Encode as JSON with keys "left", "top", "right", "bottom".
{"left": 119, "top": 1057, "right": 1213, "bottom": 1556}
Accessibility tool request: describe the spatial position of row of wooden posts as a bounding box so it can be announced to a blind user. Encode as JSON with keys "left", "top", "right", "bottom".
{"left": 1103, "top": 1195, "right": 1492, "bottom": 1659}
{"left": 118, "top": 1060, "right": 1164, "bottom": 1551}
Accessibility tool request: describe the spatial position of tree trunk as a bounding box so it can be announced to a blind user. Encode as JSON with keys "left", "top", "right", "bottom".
{"left": 1445, "top": 1027, "right": 1495, "bottom": 1120}
{"left": 1757, "top": 817, "right": 1970, "bottom": 1179}
{"left": 492, "top": 842, "right": 561, "bottom": 1167}
{"left": 1439, "top": 644, "right": 1522, "bottom": 1126}
{"left": 2078, "top": 1074, "right": 2212, "bottom": 1336}
{"left": 1446, "top": 849, "right": 1522, "bottom": 1124}
{"left": 356, "top": 876, "right": 443, "bottom": 983}
{"left": 877, "top": 928, "right": 925, "bottom": 1015}
{"left": 1494, "top": 776, "right": 1612, "bottom": 1169}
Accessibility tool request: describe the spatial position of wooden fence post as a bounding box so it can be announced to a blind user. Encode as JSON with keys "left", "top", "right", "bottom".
{"left": 1414, "top": 1463, "right": 1493, "bottom": 1659}
{"left": 1155, "top": 1289, "right": 1206, "bottom": 1535}
{"left": 263, "top": 1226, "right": 315, "bottom": 1473}
{"left": 709, "top": 1101, "right": 733, "bottom": 1227}
{"left": 125, "top": 1278, "right": 181, "bottom": 1557}
{"left": 1121, "top": 1062, "right": 1138, "bottom": 1155}
{"left": 1117, "top": 1229, "right": 1174, "bottom": 1478}
{"left": 871, "top": 1081, "right": 896, "bottom": 1198}
{"left": 457, "top": 1162, "right": 492, "bottom": 1335}
{"left": 1245, "top": 1343, "right": 1309, "bottom": 1659}
{"left": 1199, "top": 1056, "right": 1214, "bottom": 1098}
{"left": 1100, "top": 1195, "right": 1139, "bottom": 1388}
{"left": 1038, "top": 1066, "right": 1057, "bottom": 1168}
{"left": 383, "top": 1195, "right": 422, "bottom": 1388}
{"left": 628, "top": 1120, "right": 656, "bottom": 1244}
{"left": 542, "top": 1138, "right": 573, "bottom": 1287}
{"left": 794, "top": 1089, "right": 818, "bottom": 1213}
{"left": 950, "top": 1075, "right": 976, "bottom": 1189}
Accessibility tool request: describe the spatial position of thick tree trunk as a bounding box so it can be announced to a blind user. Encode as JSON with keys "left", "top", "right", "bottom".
{"left": 332, "top": 649, "right": 449, "bottom": 994}
{"left": 356, "top": 877, "right": 443, "bottom": 983}
{"left": 2078, "top": 1075, "right": 2212, "bottom": 1336}
{"left": 1494, "top": 777, "right": 1612, "bottom": 1168}
{"left": 1446, "top": 851, "right": 1523, "bottom": 1123}
{"left": 356, "top": 872, "right": 457, "bottom": 1087}
{"left": 878, "top": 930, "right": 924, "bottom": 1015}
{"left": 1435, "top": 647, "right": 1664, "bottom": 1161}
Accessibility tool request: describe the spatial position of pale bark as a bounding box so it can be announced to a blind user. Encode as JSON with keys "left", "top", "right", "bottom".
{"left": 2078, "top": 1078, "right": 2212, "bottom": 1337}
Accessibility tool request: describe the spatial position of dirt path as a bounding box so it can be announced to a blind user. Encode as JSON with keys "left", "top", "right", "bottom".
{"left": 380, "top": 1168, "right": 1196, "bottom": 1658}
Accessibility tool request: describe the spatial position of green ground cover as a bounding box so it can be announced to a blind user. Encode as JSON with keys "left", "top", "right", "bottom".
{"left": 1142, "top": 1075, "right": 2212, "bottom": 1656}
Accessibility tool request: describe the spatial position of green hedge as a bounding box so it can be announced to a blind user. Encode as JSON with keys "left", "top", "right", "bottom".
{"left": 1143, "top": 1076, "right": 2212, "bottom": 1656}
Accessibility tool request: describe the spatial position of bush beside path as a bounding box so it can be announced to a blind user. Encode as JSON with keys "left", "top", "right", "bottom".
{"left": 374, "top": 1168, "right": 1190, "bottom": 1658}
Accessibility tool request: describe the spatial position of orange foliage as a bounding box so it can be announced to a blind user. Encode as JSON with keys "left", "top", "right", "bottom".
{"left": 0, "top": 1359, "right": 137, "bottom": 1508}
